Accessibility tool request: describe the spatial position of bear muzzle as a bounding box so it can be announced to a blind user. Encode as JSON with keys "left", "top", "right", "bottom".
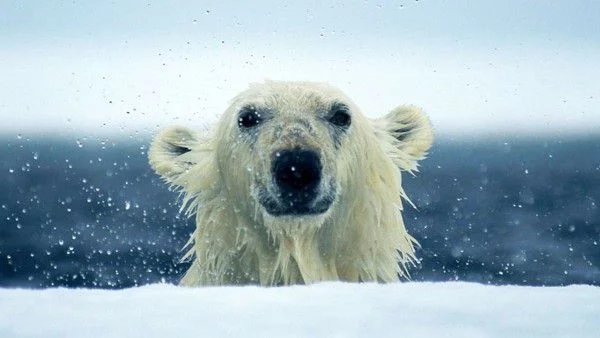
{"left": 259, "top": 148, "right": 334, "bottom": 216}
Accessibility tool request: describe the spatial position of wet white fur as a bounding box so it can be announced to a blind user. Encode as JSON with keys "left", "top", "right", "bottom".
{"left": 149, "top": 80, "right": 433, "bottom": 286}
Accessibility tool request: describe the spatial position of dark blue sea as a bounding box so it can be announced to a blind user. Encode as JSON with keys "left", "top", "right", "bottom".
{"left": 1, "top": 135, "right": 599, "bottom": 288}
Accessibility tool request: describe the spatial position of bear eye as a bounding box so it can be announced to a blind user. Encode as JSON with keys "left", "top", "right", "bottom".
{"left": 238, "top": 106, "right": 263, "bottom": 129}
{"left": 328, "top": 103, "right": 351, "bottom": 128}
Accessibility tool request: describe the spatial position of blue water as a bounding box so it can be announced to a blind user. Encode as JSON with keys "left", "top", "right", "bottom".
{"left": 1, "top": 136, "right": 599, "bottom": 288}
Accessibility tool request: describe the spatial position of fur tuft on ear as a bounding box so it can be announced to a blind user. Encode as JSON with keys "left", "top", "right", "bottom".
{"left": 148, "top": 127, "right": 204, "bottom": 184}
{"left": 372, "top": 105, "right": 434, "bottom": 172}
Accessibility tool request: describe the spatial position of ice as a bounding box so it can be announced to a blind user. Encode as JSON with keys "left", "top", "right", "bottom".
{"left": 0, "top": 282, "right": 598, "bottom": 337}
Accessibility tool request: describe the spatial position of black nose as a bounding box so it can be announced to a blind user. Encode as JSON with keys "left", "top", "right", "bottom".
{"left": 273, "top": 149, "right": 322, "bottom": 204}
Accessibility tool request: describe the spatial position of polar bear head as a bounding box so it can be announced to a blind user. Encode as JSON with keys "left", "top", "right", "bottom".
{"left": 149, "top": 80, "right": 433, "bottom": 284}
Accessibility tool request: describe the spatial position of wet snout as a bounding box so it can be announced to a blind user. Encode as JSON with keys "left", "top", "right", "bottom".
{"left": 258, "top": 119, "right": 335, "bottom": 216}
{"left": 272, "top": 149, "right": 322, "bottom": 206}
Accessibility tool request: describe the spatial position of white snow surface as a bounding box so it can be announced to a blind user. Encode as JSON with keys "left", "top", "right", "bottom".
{"left": 1, "top": 282, "right": 598, "bottom": 338}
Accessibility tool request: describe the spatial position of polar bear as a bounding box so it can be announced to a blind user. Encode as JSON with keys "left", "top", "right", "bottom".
{"left": 149, "top": 80, "right": 433, "bottom": 286}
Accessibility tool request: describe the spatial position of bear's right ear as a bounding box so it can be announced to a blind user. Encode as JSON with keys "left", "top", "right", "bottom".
{"left": 148, "top": 127, "right": 205, "bottom": 185}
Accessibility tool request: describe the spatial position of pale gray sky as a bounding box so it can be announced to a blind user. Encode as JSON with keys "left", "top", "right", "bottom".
{"left": 1, "top": 0, "right": 599, "bottom": 137}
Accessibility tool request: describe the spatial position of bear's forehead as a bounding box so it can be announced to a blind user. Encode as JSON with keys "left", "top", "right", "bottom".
{"left": 235, "top": 81, "right": 349, "bottom": 112}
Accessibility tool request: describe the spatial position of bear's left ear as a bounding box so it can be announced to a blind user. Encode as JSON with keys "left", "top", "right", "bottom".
{"left": 371, "top": 105, "right": 434, "bottom": 172}
{"left": 148, "top": 127, "right": 206, "bottom": 186}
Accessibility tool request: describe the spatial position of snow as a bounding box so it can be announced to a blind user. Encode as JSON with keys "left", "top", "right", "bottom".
{"left": 1, "top": 282, "right": 598, "bottom": 337}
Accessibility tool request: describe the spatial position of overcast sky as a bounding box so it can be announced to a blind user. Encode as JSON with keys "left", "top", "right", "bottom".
{"left": 1, "top": 0, "right": 599, "bottom": 137}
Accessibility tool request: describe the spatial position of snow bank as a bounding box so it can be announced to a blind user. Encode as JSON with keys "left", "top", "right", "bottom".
{"left": 1, "top": 282, "right": 598, "bottom": 337}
